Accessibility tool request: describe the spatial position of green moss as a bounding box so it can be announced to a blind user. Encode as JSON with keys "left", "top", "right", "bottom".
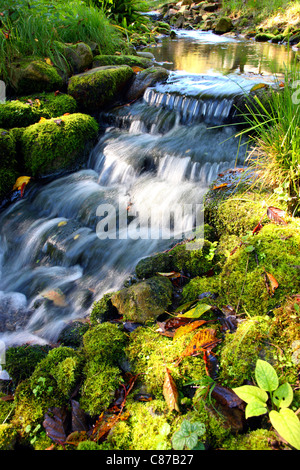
{"left": 219, "top": 316, "right": 279, "bottom": 387}
{"left": 111, "top": 276, "right": 173, "bottom": 323}
{"left": 0, "top": 129, "right": 17, "bottom": 169}
{"left": 5, "top": 344, "right": 51, "bottom": 386}
{"left": 0, "top": 424, "right": 18, "bottom": 450}
{"left": 0, "top": 393, "right": 15, "bottom": 424}
{"left": 93, "top": 55, "right": 152, "bottom": 68}
{"left": 0, "top": 168, "right": 18, "bottom": 199}
{"left": 125, "top": 400, "right": 183, "bottom": 450}
{"left": 255, "top": 32, "right": 276, "bottom": 42}
{"left": 77, "top": 440, "right": 102, "bottom": 450}
{"left": 222, "top": 428, "right": 280, "bottom": 450}
{"left": 135, "top": 252, "right": 175, "bottom": 279}
{"left": 82, "top": 322, "right": 127, "bottom": 365}
{"left": 67, "top": 65, "right": 134, "bottom": 112}
{"left": 181, "top": 274, "right": 222, "bottom": 304}
{"left": 20, "top": 112, "right": 99, "bottom": 177}
{"left": 125, "top": 326, "right": 209, "bottom": 397}
{"left": 89, "top": 293, "right": 119, "bottom": 325}
{"left": 79, "top": 361, "right": 122, "bottom": 416}
{"left": 9, "top": 59, "right": 64, "bottom": 95}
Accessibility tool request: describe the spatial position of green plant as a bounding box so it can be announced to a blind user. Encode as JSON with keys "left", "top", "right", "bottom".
{"left": 233, "top": 359, "right": 300, "bottom": 450}
{"left": 32, "top": 377, "right": 53, "bottom": 397}
{"left": 172, "top": 420, "right": 206, "bottom": 450}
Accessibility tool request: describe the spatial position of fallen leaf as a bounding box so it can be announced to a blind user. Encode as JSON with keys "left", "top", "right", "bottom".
{"left": 182, "top": 328, "right": 218, "bottom": 358}
{"left": 173, "top": 319, "right": 207, "bottom": 341}
{"left": 54, "top": 119, "right": 63, "bottom": 126}
{"left": 264, "top": 269, "right": 279, "bottom": 296}
{"left": 132, "top": 66, "right": 143, "bottom": 73}
{"left": 43, "top": 407, "right": 69, "bottom": 444}
{"left": 42, "top": 289, "right": 67, "bottom": 307}
{"left": 252, "top": 222, "right": 263, "bottom": 235}
{"left": 177, "top": 303, "right": 211, "bottom": 319}
{"left": 157, "top": 271, "right": 181, "bottom": 279}
{"left": 44, "top": 57, "right": 53, "bottom": 66}
{"left": 58, "top": 220, "right": 67, "bottom": 227}
{"left": 267, "top": 206, "right": 287, "bottom": 225}
{"left": 163, "top": 368, "right": 180, "bottom": 412}
{"left": 212, "top": 183, "right": 228, "bottom": 190}
{"left": 38, "top": 117, "right": 47, "bottom": 123}
{"left": 12, "top": 176, "right": 31, "bottom": 191}
{"left": 250, "top": 83, "right": 268, "bottom": 92}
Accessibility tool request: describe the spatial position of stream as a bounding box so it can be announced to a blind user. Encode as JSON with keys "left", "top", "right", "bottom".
{"left": 0, "top": 29, "right": 293, "bottom": 347}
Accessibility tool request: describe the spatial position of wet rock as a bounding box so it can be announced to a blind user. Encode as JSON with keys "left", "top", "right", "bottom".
{"left": 125, "top": 66, "right": 170, "bottom": 102}
{"left": 0, "top": 291, "right": 31, "bottom": 332}
{"left": 92, "top": 54, "right": 152, "bottom": 69}
{"left": 67, "top": 65, "right": 134, "bottom": 112}
{"left": 202, "top": 2, "right": 219, "bottom": 12}
{"left": 111, "top": 276, "right": 173, "bottom": 323}
{"left": 61, "top": 42, "right": 93, "bottom": 74}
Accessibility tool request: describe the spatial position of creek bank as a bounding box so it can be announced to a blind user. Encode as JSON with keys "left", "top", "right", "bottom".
{"left": 1, "top": 171, "right": 299, "bottom": 450}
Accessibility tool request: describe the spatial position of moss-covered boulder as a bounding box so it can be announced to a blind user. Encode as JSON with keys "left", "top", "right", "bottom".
{"left": 126, "top": 66, "right": 170, "bottom": 102}
{"left": 214, "top": 17, "right": 233, "bottom": 34}
{"left": 92, "top": 54, "right": 152, "bottom": 69}
{"left": 89, "top": 293, "right": 119, "bottom": 325}
{"left": 0, "top": 129, "right": 18, "bottom": 198}
{"left": 63, "top": 42, "right": 93, "bottom": 73}
{"left": 111, "top": 276, "right": 173, "bottom": 323}
{"left": 0, "top": 93, "right": 77, "bottom": 129}
{"left": 255, "top": 32, "right": 276, "bottom": 42}
{"left": 82, "top": 322, "right": 127, "bottom": 365}
{"left": 20, "top": 112, "right": 99, "bottom": 177}
{"left": 67, "top": 65, "right": 134, "bottom": 112}
{"left": 9, "top": 59, "right": 64, "bottom": 95}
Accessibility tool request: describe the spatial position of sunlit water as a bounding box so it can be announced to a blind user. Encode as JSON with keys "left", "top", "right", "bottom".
{"left": 0, "top": 31, "right": 292, "bottom": 346}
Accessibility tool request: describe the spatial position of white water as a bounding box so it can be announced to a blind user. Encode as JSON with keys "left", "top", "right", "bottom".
{"left": 0, "top": 31, "right": 261, "bottom": 346}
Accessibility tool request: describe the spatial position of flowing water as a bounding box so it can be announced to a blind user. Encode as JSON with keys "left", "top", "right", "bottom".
{"left": 0, "top": 30, "right": 293, "bottom": 346}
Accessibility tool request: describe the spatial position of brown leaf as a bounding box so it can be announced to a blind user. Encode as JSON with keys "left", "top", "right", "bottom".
{"left": 163, "top": 368, "right": 180, "bottom": 412}
{"left": 71, "top": 400, "right": 88, "bottom": 433}
{"left": 267, "top": 206, "right": 287, "bottom": 225}
{"left": 182, "top": 328, "right": 218, "bottom": 357}
{"left": 264, "top": 269, "right": 279, "bottom": 296}
{"left": 42, "top": 289, "right": 67, "bottom": 307}
{"left": 43, "top": 407, "right": 69, "bottom": 444}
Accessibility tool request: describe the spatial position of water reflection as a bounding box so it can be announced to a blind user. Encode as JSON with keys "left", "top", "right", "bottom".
{"left": 147, "top": 30, "right": 294, "bottom": 78}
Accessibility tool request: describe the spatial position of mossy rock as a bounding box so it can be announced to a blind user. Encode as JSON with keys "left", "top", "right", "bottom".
{"left": 64, "top": 42, "right": 93, "bottom": 73}
{"left": 222, "top": 428, "right": 286, "bottom": 450}
{"left": 79, "top": 361, "right": 122, "bottom": 416}
{"left": 0, "top": 167, "right": 18, "bottom": 200}
{"left": 67, "top": 65, "right": 134, "bottom": 112}
{"left": 92, "top": 54, "right": 152, "bottom": 69}
{"left": 0, "top": 129, "right": 17, "bottom": 169}
{"left": 20, "top": 112, "right": 99, "bottom": 177}
{"left": 255, "top": 33, "right": 275, "bottom": 42}
{"left": 126, "top": 66, "right": 170, "bottom": 101}
{"left": 0, "top": 424, "right": 18, "bottom": 450}
{"left": 0, "top": 93, "right": 77, "bottom": 129}
{"left": 214, "top": 17, "right": 233, "bottom": 34}
{"left": 125, "top": 325, "right": 209, "bottom": 397}
{"left": 111, "top": 276, "right": 173, "bottom": 323}
{"left": 5, "top": 344, "right": 51, "bottom": 386}
{"left": 89, "top": 293, "right": 119, "bottom": 325}
{"left": 82, "top": 322, "right": 127, "bottom": 365}
{"left": 9, "top": 59, "right": 64, "bottom": 95}
{"left": 57, "top": 321, "right": 90, "bottom": 348}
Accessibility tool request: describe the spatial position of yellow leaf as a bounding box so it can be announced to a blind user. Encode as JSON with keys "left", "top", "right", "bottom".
{"left": 38, "top": 117, "right": 47, "bottom": 123}
{"left": 12, "top": 176, "right": 31, "bottom": 191}
{"left": 250, "top": 83, "right": 268, "bottom": 92}
{"left": 182, "top": 328, "right": 217, "bottom": 357}
{"left": 58, "top": 221, "right": 67, "bottom": 227}
{"left": 44, "top": 57, "right": 53, "bottom": 66}
{"left": 73, "top": 234, "right": 80, "bottom": 240}
{"left": 173, "top": 320, "right": 207, "bottom": 341}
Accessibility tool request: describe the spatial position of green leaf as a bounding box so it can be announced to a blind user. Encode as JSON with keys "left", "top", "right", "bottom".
{"left": 233, "top": 385, "right": 268, "bottom": 404}
{"left": 186, "top": 433, "right": 198, "bottom": 450}
{"left": 178, "top": 303, "right": 211, "bottom": 318}
{"left": 172, "top": 430, "right": 186, "bottom": 450}
{"left": 245, "top": 400, "right": 268, "bottom": 419}
{"left": 255, "top": 359, "right": 279, "bottom": 392}
{"left": 190, "top": 421, "right": 206, "bottom": 437}
{"left": 273, "top": 383, "right": 294, "bottom": 409}
{"left": 269, "top": 408, "right": 300, "bottom": 450}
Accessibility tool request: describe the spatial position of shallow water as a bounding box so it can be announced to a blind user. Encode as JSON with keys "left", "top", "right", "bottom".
{"left": 0, "top": 30, "right": 292, "bottom": 346}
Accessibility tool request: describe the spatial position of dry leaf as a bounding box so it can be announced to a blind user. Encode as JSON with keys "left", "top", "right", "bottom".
{"left": 264, "top": 269, "right": 279, "bottom": 296}
{"left": 58, "top": 221, "right": 67, "bottom": 227}
{"left": 157, "top": 271, "right": 181, "bottom": 279}
{"left": 39, "top": 117, "right": 47, "bottom": 123}
{"left": 12, "top": 176, "right": 31, "bottom": 191}
{"left": 42, "top": 289, "right": 67, "bottom": 307}
{"left": 267, "top": 206, "right": 287, "bottom": 225}
{"left": 182, "top": 328, "right": 218, "bottom": 357}
{"left": 212, "top": 183, "right": 228, "bottom": 190}
{"left": 163, "top": 368, "right": 180, "bottom": 412}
